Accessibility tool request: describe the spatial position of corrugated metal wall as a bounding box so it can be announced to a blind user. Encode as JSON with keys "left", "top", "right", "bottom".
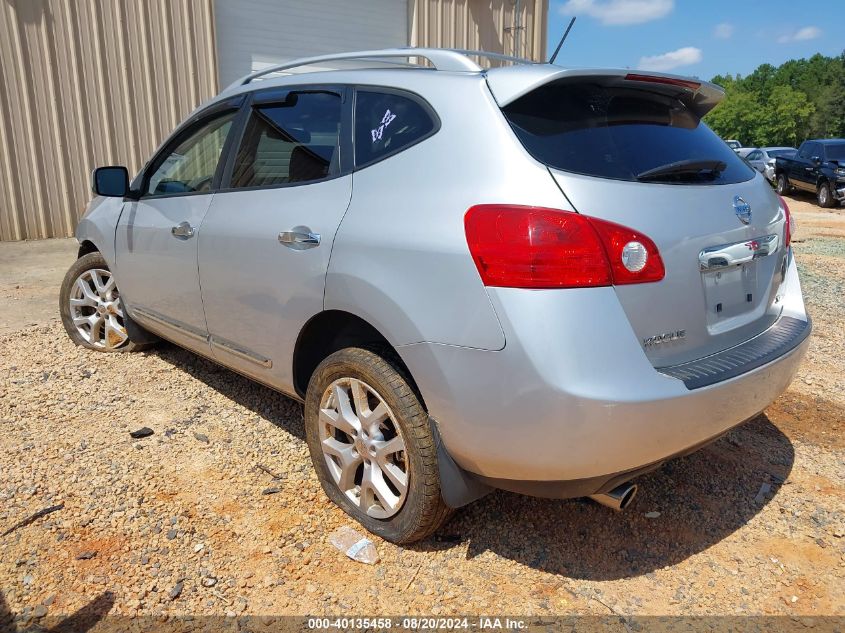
{"left": 0, "top": 0, "right": 218, "bottom": 241}
{"left": 410, "top": 0, "right": 548, "bottom": 63}
{"left": 0, "top": 0, "right": 548, "bottom": 241}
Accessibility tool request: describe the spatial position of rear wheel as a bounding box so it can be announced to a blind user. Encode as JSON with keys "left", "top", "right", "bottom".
{"left": 59, "top": 252, "right": 156, "bottom": 352}
{"left": 304, "top": 347, "right": 450, "bottom": 544}
{"left": 817, "top": 181, "right": 834, "bottom": 208}
{"left": 776, "top": 173, "right": 791, "bottom": 195}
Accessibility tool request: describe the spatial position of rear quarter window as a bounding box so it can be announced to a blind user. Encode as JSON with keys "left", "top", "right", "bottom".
{"left": 503, "top": 80, "right": 754, "bottom": 185}
{"left": 354, "top": 89, "right": 437, "bottom": 168}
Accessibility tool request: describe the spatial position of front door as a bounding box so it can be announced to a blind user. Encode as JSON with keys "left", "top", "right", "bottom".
{"left": 116, "top": 107, "right": 239, "bottom": 351}
{"left": 198, "top": 87, "right": 352, "bottom": 392}
{"left": 791, "top": 143, "right": 816, "bottom": 191}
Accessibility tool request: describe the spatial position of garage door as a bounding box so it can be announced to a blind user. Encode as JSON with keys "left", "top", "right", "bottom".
{"left": 215, "top": 0, "right": 409, "bottom": 87}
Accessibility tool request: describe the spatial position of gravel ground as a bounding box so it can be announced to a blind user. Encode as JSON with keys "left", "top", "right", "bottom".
{"left": 0, "top": 197, "right": 843, "bottom": 628}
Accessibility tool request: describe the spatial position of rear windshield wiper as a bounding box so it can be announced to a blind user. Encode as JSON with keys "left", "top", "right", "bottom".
{"left": 636, "top": 159, "right": 727, "bottom": 182}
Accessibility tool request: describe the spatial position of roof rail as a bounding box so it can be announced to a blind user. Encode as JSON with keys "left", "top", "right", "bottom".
{"left": 225, "top": 48, "right": 534, "bottom": 91}
{"left": 448, "top": 49, "right": 533, "bottom": 66}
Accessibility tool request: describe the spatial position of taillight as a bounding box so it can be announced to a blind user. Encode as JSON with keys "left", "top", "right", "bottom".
{"left": 624, "top": 73, "right": 701, "bottom": 91}
{"left": 588, "top": 215, "right": 666, "bottom": 285}
{"left": 464, "top": 205, "right": 664, "bottom": 289}
{"left": 778, "top": 195, "right": 793, "bottom": 248}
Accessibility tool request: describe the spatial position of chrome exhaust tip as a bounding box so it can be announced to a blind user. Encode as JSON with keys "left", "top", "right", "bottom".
{"left": 588, "top": 482, "right": 638, "bottom": 511}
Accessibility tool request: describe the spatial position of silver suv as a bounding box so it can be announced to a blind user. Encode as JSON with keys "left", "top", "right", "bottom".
{"left": 60, "top": 49, "right": 811, "bottom": 543}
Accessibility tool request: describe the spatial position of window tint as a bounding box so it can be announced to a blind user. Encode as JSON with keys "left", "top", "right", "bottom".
{"left": 146, "top": 112, "right": 236, "bottom": 196}
{"left": 747, "top": 150, "right": 761, "bottom": 160}
{"left": 798, "top": 143, "right": 814, "bottom": 159}
{"left": 502, "top": 80, "right": 754, "bottom": 185}
{"left": 230, "top": 91, "right": 342, "bottom": 188}
{"left": 354, "top": 90, "right": 435, "bottom": 166}
{"left": 768, "top": 149, "right": 794, "bottom": 158}
{"left": 825, "top": 144, "right": 845, "bottom": 161}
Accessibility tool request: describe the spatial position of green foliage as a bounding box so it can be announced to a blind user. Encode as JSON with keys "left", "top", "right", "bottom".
{"left": 705, "top": 52, "right": 845, "bottom": 147}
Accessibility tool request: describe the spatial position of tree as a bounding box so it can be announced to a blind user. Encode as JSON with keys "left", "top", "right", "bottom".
{"left": 760, "top": 86, "right": 815, "bottom": 146}
{"left": 811, "top": 83, "right": 845, "bottom": 138}
{"left": 705, "top": 90, "right": 764, "bottom": 145}
{"left": 706, "top": 52, "right": 845, "bottom": 146}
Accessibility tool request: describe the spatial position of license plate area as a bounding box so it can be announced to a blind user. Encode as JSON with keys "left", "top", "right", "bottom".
{"left": 698, "top": 233, "right": 781, "bottom": 331}
{"left": 702, "top": 261, "right": 759, "bottom": 326}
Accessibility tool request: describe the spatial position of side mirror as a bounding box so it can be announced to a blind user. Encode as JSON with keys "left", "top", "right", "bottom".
{"left": 811, "top": 156, "right": 822, "bottom": 166}
{"left": 92, "top": 166, "right": 129, "bottom": 197}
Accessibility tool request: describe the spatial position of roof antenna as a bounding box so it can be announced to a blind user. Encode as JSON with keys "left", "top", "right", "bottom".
{"left": 548, "top": 17, "right": 576, "bottom": 65}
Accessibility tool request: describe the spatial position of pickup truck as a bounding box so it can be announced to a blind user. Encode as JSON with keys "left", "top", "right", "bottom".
{"left": 775, "top": 138, "right": 845, "bottom": 207}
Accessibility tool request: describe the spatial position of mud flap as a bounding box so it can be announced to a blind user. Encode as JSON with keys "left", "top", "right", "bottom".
{"left": 429, "top": 417, "right": 492, "bottom": 508}
{"left": 120, "top": 299, "right": 160, "bottom": 345}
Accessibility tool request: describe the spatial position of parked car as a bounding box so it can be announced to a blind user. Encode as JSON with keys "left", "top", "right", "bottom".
{"left": 735, "top": 147, "right": 755, "bottom": 158}
{"left": 775, "top": 139, "right": 845, "bottom": 207}
{"left": 745, "top": 147, "right": 797, "bottom": 182}
{"left": 725, "top": 139, "right": 742, "bottom": 150}
{"left": 61, "top": 49, "right": 811, "bottom": 544}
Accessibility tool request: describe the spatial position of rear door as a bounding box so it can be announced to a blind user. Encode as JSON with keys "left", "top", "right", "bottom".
{"left": 500, "top": 75, "right": 790, "bottom": 367}
{"left": 746, "top": 150, "right": 764, "bottom": 173}
{"left": 197, "top": 86, "right": 352, "bottom": 392}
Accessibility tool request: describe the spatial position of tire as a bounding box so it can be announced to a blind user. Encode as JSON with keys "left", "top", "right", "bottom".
{"left": 305, "top": 347, "right": 451, "bottom": 544}
{"left": 817, "top": 181, "right": 834, "bottom": 208}
{"left": 776, "top": 173, "right": 791, "bottom": 195}
{"left": 59, "top": 251, "right": 157, "bottom": 352}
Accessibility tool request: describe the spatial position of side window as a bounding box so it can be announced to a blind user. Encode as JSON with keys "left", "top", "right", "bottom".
{"left": 230, "top": 91, "right": 342, "bottom": 188}
{"left": 354, "top": 90, "right": 436, "bottom": 167}
{"left": 798, "top": 143, "right": 813, "bottom": 159}
{"left": 146, "top": 112, "right": 236, "bottom": 196}
{"left": 747, "top": 150, "right": 760, "bottom": 160}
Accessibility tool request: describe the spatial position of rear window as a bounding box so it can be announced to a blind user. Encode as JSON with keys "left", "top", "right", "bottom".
{"left": 230, "top": 91, "right": 342, "bottom": 188}
{"left": 503, "top": 80, "right": 754, "bottom": 185}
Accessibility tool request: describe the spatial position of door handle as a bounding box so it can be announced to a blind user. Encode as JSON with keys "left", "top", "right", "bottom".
{"left": 278, "top": 227, "right": 321, "bottom": 250}
{"left": 171, "top": 221, "right": 195, "bottom": 239}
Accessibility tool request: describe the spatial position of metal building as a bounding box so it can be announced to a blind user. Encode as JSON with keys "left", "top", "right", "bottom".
{"left": 0, "top": 0, "right": 548, "bottom": 241}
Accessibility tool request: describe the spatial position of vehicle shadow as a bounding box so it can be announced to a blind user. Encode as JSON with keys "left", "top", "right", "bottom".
{"left": 435, "top": 413, "right": 794, "bottom": 581}
{"left": 153, "top": 343, "right": 306, "bottom": 442}
{"left": 150, "top": 343, "right": 794, "bottom": 582}
{"left": 0, "top": 589, "right": 115, "bottom": 632}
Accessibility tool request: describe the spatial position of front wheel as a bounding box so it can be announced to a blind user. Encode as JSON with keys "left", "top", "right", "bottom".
{"left": 304, "top": 347, "right": 450, "bottom": 544}
{"left": 817, "top": 182, "right": 835, "bottom": 208}
{"left": 59, "top": 252, "right": 156, "bottom": 352}
{"left": 776, "top": 173, "right": 791, "bottom": 195}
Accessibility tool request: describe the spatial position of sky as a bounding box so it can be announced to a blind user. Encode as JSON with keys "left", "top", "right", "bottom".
{"left": 545, "top": 0, "right": 845, "bottom": 80}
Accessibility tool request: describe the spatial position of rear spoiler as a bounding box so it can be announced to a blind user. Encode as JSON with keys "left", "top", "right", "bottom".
{"left": 485, "top": 65, "right": 725, "bottom": 118}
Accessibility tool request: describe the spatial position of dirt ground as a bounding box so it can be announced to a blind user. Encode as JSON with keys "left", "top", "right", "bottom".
{"left": 0, "top": 238, "right": 76, "bottom": 336}
{"left": 0, "top": 194, "right": 843, "bottom": 629}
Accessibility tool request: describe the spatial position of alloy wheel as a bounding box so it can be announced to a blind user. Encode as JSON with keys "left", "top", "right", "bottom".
{"left": 68, "top": 268, "right": 129, "bottom": 349}
{"left": 318, "top": 377, "right": 409, "bottom": 519}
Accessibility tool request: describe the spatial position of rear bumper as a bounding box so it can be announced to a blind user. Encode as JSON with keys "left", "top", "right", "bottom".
{"left": 656, "top": 315, "right": 809, "bottom": 389}
{"left": 399, "top": 260, "right": 810, "bottom": 491}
